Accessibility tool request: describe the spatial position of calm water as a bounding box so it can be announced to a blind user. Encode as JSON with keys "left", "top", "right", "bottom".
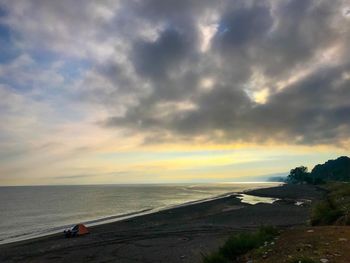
{"left": 0, "top": 183, "right": 278, "bottom": 244}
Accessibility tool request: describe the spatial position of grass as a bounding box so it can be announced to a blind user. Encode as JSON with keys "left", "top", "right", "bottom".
{"left": 310, "top": 199, "right": 343, "bottom": 225}
{"left": 202, "top": 226, "right": 278, "bottom": 263}
{"left": 203, "top": 252, "right": 229, "bottom": 263}
{"left": 311, "top": 182, "right": 350, "bottom": 225}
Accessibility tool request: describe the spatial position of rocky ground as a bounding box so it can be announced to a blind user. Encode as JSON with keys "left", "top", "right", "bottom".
{"left": 244, "top": 226, "right": 350, "bottom": 263}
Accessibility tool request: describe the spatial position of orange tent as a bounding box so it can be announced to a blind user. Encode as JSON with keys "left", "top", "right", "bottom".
{"left": 77, "top": 224, "right": 89, "bottom": 235}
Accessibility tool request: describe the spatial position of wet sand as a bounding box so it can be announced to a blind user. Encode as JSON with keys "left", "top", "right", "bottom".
{"left": 0, "top": 184, "right": 324, "bottom": 263}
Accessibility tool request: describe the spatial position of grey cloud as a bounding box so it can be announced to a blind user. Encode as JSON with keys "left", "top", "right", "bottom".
{"left": 53, "top": 174, "right": 94, "bottom": 180}
{"left": 246, "top": 64, "right": 350, "bottom": 145}
{"left": 170, "top": 85, "right": 252, "bottom": 135}
{"left": 2, "top": 0, "right": 350, "bottom": 147}
{"left": 259, "top": 0, "right": 338, "bottom": 77}
{"left": 133, "top": 29, "right": 194, "bottom": 80}
{"left": 115, "top": 63, "right": 350, "bottom": 146}
{"left": 103, "top": 0, "right": 350, "bottom": 146}
{"left": 213, "top": 3, "right": 273, "bottom": 48}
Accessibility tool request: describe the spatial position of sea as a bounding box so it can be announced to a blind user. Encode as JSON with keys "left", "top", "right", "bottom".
{"left": 0, "top": 182, "right": 279, "bottom": 244}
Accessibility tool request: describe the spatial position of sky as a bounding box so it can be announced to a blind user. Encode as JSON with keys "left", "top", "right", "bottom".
{"left": 0, "top": 0, "right": 349, "bottom": 186}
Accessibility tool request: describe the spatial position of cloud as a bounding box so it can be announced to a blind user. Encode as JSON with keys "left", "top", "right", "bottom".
{"left": 213, "top": 3, "right": 273, "bottom": 48}
{"left": 53, "top": 174, "right": 96, "bottom": 180}
{"left": 1, "top": 0, "right": 350, "bottom": 153}
{"left": 99, "top": 0, "right": 350, "bottom": 147}
{"left": 133, "top": 29, "right": 194, "bottom": 80}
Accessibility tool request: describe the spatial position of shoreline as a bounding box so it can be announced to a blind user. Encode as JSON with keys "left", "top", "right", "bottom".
{"left": 0, "top": 183, "right": 281, "bottom": 245}
{"left": 0, "top": 183, "right": 323, "bottom": 263}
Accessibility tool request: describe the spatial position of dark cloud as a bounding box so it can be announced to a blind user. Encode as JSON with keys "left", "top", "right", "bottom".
{"left": 246, "top": 64, "right": 350, "bottom": 145}
{"left": 133, "top": 29, "right": 194, "bottom": 80}
{"left": 102, "top": 0, "right": 350, "bottom": 147}
{"left": 259, "top": 0, "right": 338, "bottom": 77}
{"left": 213, "top": 3, "right": 273, "bottom": 48}
{"left": 2, "top": 0, "right": 350, "bottom": 147}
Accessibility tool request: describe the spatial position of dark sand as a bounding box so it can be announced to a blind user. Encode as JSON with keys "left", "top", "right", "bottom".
{"left": 0, "top": 184, "right": 324, "bottom": 263}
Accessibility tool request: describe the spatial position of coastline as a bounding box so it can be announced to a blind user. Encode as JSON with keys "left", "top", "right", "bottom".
{"left": 0, "top": 193, "right": 235, "bottom": 246}
{"left": 0, "top": 183, "right": 323, "bottom": 263}
{"left": 0, "top": 182, "right": 280, "bottom": 245}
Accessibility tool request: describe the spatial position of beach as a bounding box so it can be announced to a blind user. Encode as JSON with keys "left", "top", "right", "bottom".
{"left": 0, "top": 184, "right": 324, "bottom": 263}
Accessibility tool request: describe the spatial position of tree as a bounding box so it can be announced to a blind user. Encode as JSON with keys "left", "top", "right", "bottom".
{"left": 311, "top": 156, "right": 350, "bottom": 182}
{"left": 287, "top": 166, "right": 311, "bottom": 184}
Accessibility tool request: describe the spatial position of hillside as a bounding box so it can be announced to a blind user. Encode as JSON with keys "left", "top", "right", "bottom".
{"left": 311, "top": 156, "right": 350, "bottom": 182}
{"left": 287, "top": 156, "right": 350, "bottom": 184}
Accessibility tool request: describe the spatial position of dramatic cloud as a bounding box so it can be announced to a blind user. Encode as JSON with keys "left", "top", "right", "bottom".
{"left": 1, "top": 0, "right": 350, "bottom": 184}
{"left": 99, "top": 0, "right": 350, "bottom": 146}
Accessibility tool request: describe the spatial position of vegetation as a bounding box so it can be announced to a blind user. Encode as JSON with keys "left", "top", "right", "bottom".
{"left": 243, "top": 226, "right": 350, "bottom": 262}
{"left": 311, "top": 200, "right": 343, "bottom": 225}
{"left": 202, "top": 226, "right": 278, "bottom": 263}
{"left": 311, "top": 182, "right": 350, "bottom": 225}
{"left": 286, "top": 166, "right": 313, "bottom": 184}
{"left": 312, "top": 156, "right": 350, "bottom": 182}
{"left": 204, "top": 157, "right": 350, "bottom": 262}
{"left": 286, "top": 156, "right": 350, "bottom": 185}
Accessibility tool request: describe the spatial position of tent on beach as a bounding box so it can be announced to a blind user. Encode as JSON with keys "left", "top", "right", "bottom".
{"left": 64, "top": 224, "right": 89, "bottom": 238}
{"left": 76, "top": 224, "right": 89, "bottom": 235}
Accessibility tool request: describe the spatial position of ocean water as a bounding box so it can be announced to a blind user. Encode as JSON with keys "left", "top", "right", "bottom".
{"left": 0, "top": 183, "right": 278, "bottom": 244}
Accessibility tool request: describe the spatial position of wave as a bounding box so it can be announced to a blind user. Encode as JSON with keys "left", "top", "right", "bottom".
{"left": 0, "top": 183, "right": 280, "bottom": 245}
{"left": 0, "top": 192, "right": 237, "bottom": 245}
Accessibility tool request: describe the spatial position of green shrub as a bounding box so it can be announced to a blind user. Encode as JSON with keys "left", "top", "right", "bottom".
{"left": 256, "top": 225, "right": 279, "bottom": 240}
{"left": 311, "top": 199, "right": 343, "bottom": 225}
{"left": 328, "top": 182, "right": 350, "bottom": 199}
{"left": 220, "top": 226, "right": 278, "bottom": 259}
{"left": 202, "top": 252, "right": 228, "bottom": 263}
{"left": 202, "top": 226, "right": 278, "bottom": 263}
{"left": 219, "top": 232, "right": 259, "bottom": 259}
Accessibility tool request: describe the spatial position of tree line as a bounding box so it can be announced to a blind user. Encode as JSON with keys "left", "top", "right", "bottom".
{"left": 287, "top": 156, "right": 350, "bottom": 184}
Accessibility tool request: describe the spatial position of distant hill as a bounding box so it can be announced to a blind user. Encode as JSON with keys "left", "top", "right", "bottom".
{"left": 267, "top": 176, "right": 287, "bottom": 182}
{"left": 287, "top": 156, "right": 350, "bottom": 184}
{"left": 311, "top": 156, "right": 350, "bottom": 182}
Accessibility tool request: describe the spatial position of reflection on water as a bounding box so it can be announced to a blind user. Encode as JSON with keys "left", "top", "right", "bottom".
{"left": 238, "top": 194, "right": 279, "bottom": 205}
{"left": 0, "top": 183, "right": 279, "bottom": 244}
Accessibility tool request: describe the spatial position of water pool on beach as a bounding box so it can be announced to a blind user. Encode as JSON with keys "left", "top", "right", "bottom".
{"left": 238, "top": 194, "right": 280, "bottom": 205}
{"left": 0, "top": 182, "right": 279, "bottom": 244}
